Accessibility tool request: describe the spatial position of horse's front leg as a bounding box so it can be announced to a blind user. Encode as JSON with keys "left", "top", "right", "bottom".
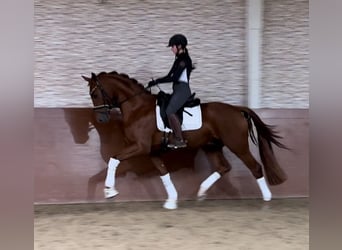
{"left": 103, "top": 157, "right": 120, "bottom": 199}
{"left": 151, "top": 157, "right": 178, "bottom": 210}
{"left": 104, "top": 143, "right": 149, "bottom": 199}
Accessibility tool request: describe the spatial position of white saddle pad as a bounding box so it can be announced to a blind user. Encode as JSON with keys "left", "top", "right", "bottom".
{"left": 156, "top": 105, "right": 202, "bottom": 132}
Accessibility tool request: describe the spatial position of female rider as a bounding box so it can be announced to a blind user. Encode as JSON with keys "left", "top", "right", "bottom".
{"left": 148, "top": 34, "right": 195, "bottom": 149}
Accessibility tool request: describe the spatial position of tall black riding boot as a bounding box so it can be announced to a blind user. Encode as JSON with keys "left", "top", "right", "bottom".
{"left": 167, "top": 114, "right": 187, "bottom": 149}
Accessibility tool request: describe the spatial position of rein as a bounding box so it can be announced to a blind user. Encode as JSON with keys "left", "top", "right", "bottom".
{"left": 116, "top": 88, "right": 148, "bottom": 106}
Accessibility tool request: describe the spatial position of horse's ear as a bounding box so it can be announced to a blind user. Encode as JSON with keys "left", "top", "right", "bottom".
{"left": 91, "top": 72, "right": 97, "bottom": 79}
{"left": 82, "top": 75, "right": 90, "bottom": 82}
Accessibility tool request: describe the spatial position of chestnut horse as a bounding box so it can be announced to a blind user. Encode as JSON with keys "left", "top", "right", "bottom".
{"left": 82, "top": 71, "right": 288, "bottom": 209}
{"left": 63, "top": 108, "right": 222, "bottom": 200}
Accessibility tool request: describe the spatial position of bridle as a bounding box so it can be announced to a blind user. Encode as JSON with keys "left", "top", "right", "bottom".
{"left": 90, "top": 76, "right": 148, "bottom": 112}
{"left": 90, "top": 78, "right": 116, "bottom": 112}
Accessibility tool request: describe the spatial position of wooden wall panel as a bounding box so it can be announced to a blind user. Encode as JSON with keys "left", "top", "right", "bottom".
{"left": 34, "top": 108, "right": 308, "bottom": 204}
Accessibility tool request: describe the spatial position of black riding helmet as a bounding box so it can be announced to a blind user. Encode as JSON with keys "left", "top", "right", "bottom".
{"left": 167, "top": 34, "right": 188, "bottom": 48}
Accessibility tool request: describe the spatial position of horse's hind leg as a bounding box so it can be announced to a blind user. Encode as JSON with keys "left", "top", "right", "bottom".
{"left": 197, "top": 146, "right": 232, "bottom": 200}
{"left": 219, "top": 116, "right": 272, "bottom": 201}
{"left": 231, "top": 148, "right": 272, "bottom": 201}
{"left": 87, "top": 168, "right": 106, "bottom": 200}
{"left": 150, "top": 156, "right": 178, "bottom": 210}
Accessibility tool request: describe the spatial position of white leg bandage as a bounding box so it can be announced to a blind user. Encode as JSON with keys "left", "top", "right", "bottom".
{"left": 104, "top": 158, "right": 120, "bottom": 188}
{"left": 198, "top": 171, "right": 221, "bottom": 197}
{"left": 160, "top": 173, "right": 178, "bottom": 201}
{"left": 257, "top": 177, "right": 272, "bottom": 201}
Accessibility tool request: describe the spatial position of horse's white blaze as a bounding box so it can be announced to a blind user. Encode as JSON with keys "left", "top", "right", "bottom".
{"left": 197, "top": 171, "right": 221, "bottom": 198}
{"left": 160, "top": 173, "right": 178, "bottom": 209}
{"left": 257, "top": 177, "right": 272, "bottom": 201}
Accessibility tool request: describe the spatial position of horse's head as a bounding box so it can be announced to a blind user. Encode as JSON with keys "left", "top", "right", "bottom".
{"left": 82, "top": 71, "right": 151, "bottom": 123}
{"left": 82, "top": 72, "right": 116, "bottom": 123}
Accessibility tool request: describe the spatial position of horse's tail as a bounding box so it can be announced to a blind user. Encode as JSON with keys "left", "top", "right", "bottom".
{"left": 241, "top": 107, "right": 288, "bottom": 185}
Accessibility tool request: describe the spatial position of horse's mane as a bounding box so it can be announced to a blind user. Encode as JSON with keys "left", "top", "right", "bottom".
{"left": 99, "top": 71, "right": 148, "bottom": 93}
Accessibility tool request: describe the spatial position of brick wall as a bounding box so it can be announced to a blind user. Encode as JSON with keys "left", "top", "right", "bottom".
{"left": 34, "top": 0, "right": 308, "bottom": 108}
{"left": 262, "top": 0, "right": 309, "bottom": 108}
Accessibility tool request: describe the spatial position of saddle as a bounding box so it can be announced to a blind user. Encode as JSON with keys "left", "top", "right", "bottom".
{"left": 156, "top": 91, "right": 201, "bottom": 129}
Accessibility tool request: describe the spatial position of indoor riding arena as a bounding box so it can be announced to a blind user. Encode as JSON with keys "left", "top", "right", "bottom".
{"left": 34, "top": 0, "right": 309, "bottom": 249}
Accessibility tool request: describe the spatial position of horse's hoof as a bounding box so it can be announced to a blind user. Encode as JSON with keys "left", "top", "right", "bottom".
{"left": 261, "top": 189, "right": 272, "bottom": 201}
{"left": 163, "top": 200, "right": 177, "bottom": 210}
{"left": 197, "top": 188, "right": 207, "bottom": 201}
{"left": 104, "top": 187, "right": 119, "bottom": 199}
{"left": 197, "top": 194, "right": 207, "bottom": 201}
{"left": 262, "top": 194, "right": 272, "bottom": 202}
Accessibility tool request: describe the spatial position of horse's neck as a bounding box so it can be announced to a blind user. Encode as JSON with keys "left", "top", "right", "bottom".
{"left": 120, "top": 94, "right": 155, "bottom": 123}
{"left": 116, "top": 86, "right": 136, "bottom": 103}
{"left": 106, "top": 75, "right": 155, "bottom": 121}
